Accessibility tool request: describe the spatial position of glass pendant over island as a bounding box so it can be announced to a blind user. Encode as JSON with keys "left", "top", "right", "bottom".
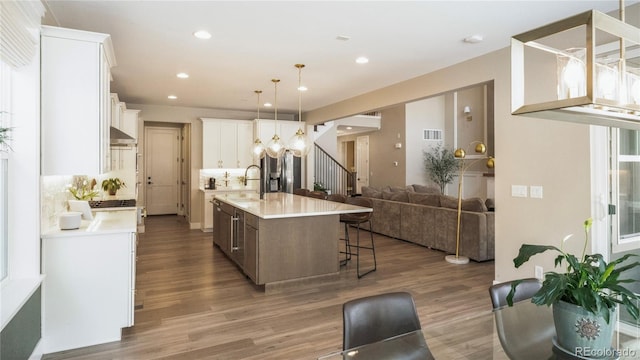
{"left": 288, "top": 64, "right": 311, "bottom": 157}
{"left": 265, "top": 78, "right": 285, "bottom": 158}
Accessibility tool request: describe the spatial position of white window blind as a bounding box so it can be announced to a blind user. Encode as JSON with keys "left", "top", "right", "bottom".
{"left": 0, "top": 0, "right": 45, "bottom": 68}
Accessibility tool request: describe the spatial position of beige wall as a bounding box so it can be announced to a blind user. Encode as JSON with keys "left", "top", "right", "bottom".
{"left": 306, "top": 47, "right": 592, "bottom": 283}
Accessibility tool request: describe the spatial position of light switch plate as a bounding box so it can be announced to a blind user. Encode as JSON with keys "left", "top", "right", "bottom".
{"left": 530, "top": 185, "right": 543, "bottom": 199}
{"left": 511, "top": 185, "right": 528, "bottom": 198}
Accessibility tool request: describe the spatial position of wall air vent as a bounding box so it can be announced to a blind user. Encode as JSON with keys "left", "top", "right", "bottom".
{"left": 423, "top": 129, "right": 443, "bottom": 141}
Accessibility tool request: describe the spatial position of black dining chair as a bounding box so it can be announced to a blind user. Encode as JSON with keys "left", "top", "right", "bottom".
{"left": 488, "top": 278, "right": 542, "bottom": 309}
{"left": 342, "top": 292, "right": 422, "bottom": 350}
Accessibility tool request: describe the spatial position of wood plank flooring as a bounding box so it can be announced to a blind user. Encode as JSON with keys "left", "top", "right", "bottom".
{"left": 42, "top": 215, "right": 498, "bottom": 360}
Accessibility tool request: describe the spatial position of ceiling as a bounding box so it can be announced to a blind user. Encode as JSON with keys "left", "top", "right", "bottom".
{"left": 42, "top": 1, "right": 638, "bottom": 117}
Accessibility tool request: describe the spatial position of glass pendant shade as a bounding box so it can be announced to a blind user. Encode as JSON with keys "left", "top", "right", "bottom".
{"left": 288, "top": 128, "right": 311, "bottom": 157}
{"left": 511, "top": 9, "right": 640, "bottom": 129}
{"left": 252, "top": 138, "right": 266, "bottom": 159}
{"left": 266, "top": 134, "right": 285, "bottom": 158}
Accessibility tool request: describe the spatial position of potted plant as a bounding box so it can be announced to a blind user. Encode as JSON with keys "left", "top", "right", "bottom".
{"left": 0, "top": 126, "right": 13, "bottom": 152}
{"left": 423, "top": 143, "right": 459, "bottom": 194}
{"left": 508, "top": 218, "right": 640, "bottom": 354}
{"left": 68, "top": 176, "right": 100, "bottom": 200}
{"left": 101, "top": 177, "right": 125, "bottom": 196}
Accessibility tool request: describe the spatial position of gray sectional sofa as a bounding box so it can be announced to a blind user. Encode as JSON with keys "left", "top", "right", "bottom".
{"left": 360, "top": 185, "right": 495, "bottom": 262}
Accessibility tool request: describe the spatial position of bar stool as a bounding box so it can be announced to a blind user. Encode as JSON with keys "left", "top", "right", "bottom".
{"left": 340, "top": 197, "right": 376, "bottom": 278}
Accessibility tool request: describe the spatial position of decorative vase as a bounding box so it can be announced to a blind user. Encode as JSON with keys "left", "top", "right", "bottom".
{"left": 108, "top": 189, "right": 117, "bottom": 196}
{"left": 553, "top": 300, "right": 616, "bottom": 357}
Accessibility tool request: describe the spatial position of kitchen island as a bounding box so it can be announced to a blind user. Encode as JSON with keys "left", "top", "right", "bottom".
{"left": 212, "top": 192, "right": 372, "bottom": 289}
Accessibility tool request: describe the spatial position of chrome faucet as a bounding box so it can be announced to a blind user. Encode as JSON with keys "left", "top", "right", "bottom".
{"left": 244, "top": 164, "right": 264, "bottom": 199}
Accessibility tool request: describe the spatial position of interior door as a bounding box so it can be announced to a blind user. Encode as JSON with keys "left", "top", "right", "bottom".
{"left": 145, "top": 126, "right": 180, "bottom": 215}
{"left": 356, "top": 135, "right": 370, "bottom": 193}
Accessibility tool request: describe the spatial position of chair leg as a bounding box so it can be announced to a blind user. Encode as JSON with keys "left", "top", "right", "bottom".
{"left": 356, "top": 221, "right": 376, "bottom": 278}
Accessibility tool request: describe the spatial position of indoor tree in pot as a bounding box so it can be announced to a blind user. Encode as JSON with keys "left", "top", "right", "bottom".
{"left": 508, "top": 218, "right": 640, "bottom": 356}
{"left": 423, "top": 143, "right": 458, "bottom": 194}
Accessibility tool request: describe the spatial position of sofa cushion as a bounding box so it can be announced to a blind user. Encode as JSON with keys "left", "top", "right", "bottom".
{"left": 382, "top": 190, "right": 409, "bottom": 203}
{"left": 439, "top": 195, "right": 487, "bottom": 212}
{"left": 389, "top": 186, "right": 407, "bottom": 193}
{"left": 411, "top": 184, "right": 441, "bottom": 194}
{"left": 407, "top": 192, "right": 440, "bottom": 207}
{"left": 462, "top": 198, "right": 488, "bottom": 212}
{"left": 439, "top": 195, "right": 459, "bottom": 209}
{"left": 362, "top": 186, "right": 383, "bottom": 198}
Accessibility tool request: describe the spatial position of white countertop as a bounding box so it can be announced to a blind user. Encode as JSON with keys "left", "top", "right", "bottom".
{"left": 199, "top": 188, "right": 256, "bottom": 193}
{"left": 42, "top": 209, "right": 137, "bottom": 238}
{"left": 213, "top": 192, "right": 372, "bottom": 219}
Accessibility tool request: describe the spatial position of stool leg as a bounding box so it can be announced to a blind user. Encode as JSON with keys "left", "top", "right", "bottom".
{"left": 339, "top": 222, "right": 352, "bottom": 266}
{"left": 356, "top": 221, "right": 376, "bottom": 278}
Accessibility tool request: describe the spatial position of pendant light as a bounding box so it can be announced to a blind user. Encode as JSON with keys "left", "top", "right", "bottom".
{"left": 511, "top": 0, "right": 640, "bottom": 129}
{"left": 288, "top": 64, "right": 311, "bottom": 157}
{"left": 266, "top": 79, "right": 285, "bottom": 158}
{"left": 252, "top": 90, "right": 266, "bottom": 159}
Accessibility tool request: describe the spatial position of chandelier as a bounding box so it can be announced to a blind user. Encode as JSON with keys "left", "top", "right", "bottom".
{"left": 511, "top": 2, "right": 640, "bottom": 129}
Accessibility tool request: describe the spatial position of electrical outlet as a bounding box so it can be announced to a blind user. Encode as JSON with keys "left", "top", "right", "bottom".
{"left": 535, "top": 265, "right": 544, "bottom": 280}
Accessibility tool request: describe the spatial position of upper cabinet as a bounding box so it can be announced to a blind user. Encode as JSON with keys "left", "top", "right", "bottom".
{"left": 41, "top": 26, "right": 116, "bottom": 176}
{"left": 201, "top": 118, "right": 254, "bottom": 169}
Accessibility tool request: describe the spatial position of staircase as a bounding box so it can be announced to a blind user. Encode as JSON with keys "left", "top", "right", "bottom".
{"left": 314, "top": 143, "right": 357, "bottom": 196}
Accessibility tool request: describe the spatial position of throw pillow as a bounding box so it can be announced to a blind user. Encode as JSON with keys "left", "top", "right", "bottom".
{"left": 485, "top": 198, "right": 495, "bottom": 211}
{"left": 408, "top": 192, "right": 440, "bottom": 207}
{"left": 382, "top": 190, "right": 409, "bottom": 202}
{"left": 411, "top": 184, "right": 441, "bottom": 194}
{"left": 389, "top": 186, "right": 407, "bottom": 192}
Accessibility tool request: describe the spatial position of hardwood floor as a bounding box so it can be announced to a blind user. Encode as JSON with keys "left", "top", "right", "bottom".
{"left": 42, "top": 215, "right": 498, "bottom": 360}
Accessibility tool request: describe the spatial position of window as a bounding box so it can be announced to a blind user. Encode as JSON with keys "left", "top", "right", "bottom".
{"left": 0, "top": 60, "right": 10, "bottom": 282}
{"left": 613, "top": 128, "right": 640, "bottom": 252}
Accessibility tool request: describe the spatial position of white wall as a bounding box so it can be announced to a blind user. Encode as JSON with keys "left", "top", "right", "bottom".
{"left": 405, "top": 95, "right": 445, "bottom": 186}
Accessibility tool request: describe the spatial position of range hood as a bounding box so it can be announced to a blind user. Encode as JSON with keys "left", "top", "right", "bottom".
{"left": 110, "top": 126, "right": 136, "bottom": 146}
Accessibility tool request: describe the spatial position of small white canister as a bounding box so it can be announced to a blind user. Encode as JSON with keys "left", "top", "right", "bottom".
{"left": 59, "top": 211, "right": 82, "bottom": 230}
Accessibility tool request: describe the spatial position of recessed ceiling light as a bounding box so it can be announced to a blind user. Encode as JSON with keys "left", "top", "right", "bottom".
{"left": 176, "top": 72, "right": 189, "bottom": 79}
{"left": 336, "top": 35, "right": 351, "bottom": 41}
{"left": 463, "top": 34, "right": 483, "bottom": 44}
{"left": 355, "top": 56, "right": 369, "bottom": 64}
{"left": 298, "top": 86, "right": 308, "bottom": 91}
{"left": 193, "top": 30, "right": 211, "bottom": 39}
{"left": 168, "top": 95, "right": 177, "bottom": 100}
{"left": 346, "top": 126, "right": 353, "bottom": 130}
{"left": 264, "top": 102, "right": 272, "bottom": 107}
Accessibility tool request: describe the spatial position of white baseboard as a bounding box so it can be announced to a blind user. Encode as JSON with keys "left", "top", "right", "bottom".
{"left": 29, "top": 339, "right": 43, "bottom": 360}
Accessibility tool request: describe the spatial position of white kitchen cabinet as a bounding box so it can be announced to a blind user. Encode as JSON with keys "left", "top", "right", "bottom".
{"left": 41, "top": 26, "right": 116, "bottom": 176}
{"left": 201, "top": 118, "right": 254, "bottom": 169}
{"left": 41, "top": 231, "right": 136, "bottom": 353}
